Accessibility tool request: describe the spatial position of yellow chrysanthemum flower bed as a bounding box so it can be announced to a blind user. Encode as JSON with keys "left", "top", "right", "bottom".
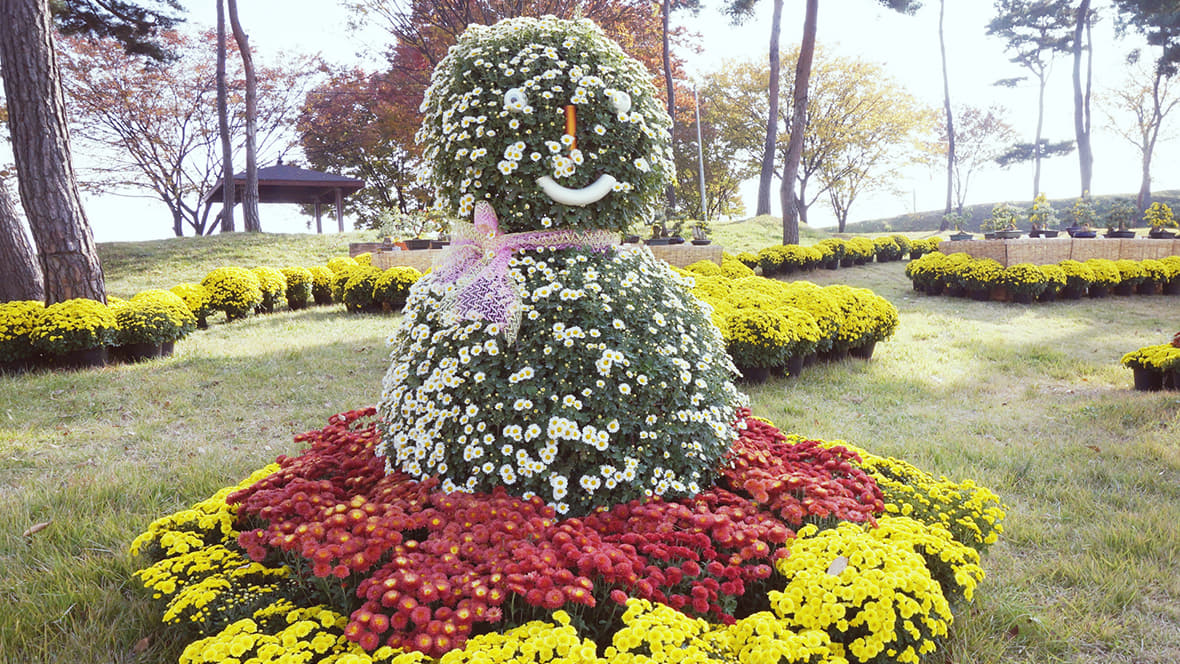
{"left": 29, "top": 298, "right": 118, "bottom": 355}
{"left": 0, "top": 299, "right": 46, "bottom": 363}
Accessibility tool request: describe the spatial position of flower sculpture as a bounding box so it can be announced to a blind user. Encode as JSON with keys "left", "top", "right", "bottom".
{"left": 377, "top": 16, "right": 742, "bottom": 517}
{"left": 132, "top": 16, "right": 1005, "bottom": 664}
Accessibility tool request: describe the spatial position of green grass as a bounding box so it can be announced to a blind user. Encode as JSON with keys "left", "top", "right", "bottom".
{"left": 4, "top": 234, "right": 1180, "bottom": 663}
{"left": 708, "top": 214, "right": 833, "bottom": 253}
{"left": 97, "top": 231, "right": 373, "bottom": 299}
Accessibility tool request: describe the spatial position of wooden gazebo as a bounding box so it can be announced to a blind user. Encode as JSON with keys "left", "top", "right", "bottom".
{"left": 205, "top": 162, "right": 364, "bottom": 232}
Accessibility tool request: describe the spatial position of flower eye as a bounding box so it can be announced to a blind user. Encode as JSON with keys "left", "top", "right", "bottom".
{"left": 609, "top": 90, "right": 631, "bottom": 114}
{"left": 504, "top": 88, "right": 528, "bottom": 112}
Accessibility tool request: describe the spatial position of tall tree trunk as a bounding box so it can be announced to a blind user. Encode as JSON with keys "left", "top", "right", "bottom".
{"left": 216, "top": 0, "right": 236, "bottom": 233}
{"left": 779, "top": 0, "right": 817, "bottom": 246}
{"left": 757, "top": 0, "right": 784, "bottom": 217}
{"left": 0, "top": 0, "right": 105, "bottom": 304}
{"left": 0, "top": 179, "right": 45, "bottom": 302}
{"left": 661, "top": 0, "right": 677, "bottom": 213}
{"left": 1138, "top": 67, "right": 1165, "bottom": 211}
{"left": 227, "top": 0, "right": 261, "bottom": 232}
{"left": 1072, "top": 0, "right": 1093, "bottom": 196}
{"left": 938, "top": 0, "right": 955, "bottom": 230}
{"left": 1033, "top": 69, "right": 1047, "bottom": 198}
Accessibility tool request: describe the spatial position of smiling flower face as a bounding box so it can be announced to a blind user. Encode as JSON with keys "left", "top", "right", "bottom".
{"left": 416, "top": 16, "right": 674, "bottom": 234}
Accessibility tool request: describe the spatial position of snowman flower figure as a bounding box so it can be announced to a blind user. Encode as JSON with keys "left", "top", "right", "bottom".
{"left": 379, "top": 16, "right": 742, "bottom": 517}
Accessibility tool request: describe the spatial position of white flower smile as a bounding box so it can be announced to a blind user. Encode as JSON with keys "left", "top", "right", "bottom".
{"left": 536, "top": 173, "right": 618, "bottom": 206}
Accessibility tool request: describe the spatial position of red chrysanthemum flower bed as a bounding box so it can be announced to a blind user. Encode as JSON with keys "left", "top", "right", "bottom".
{"left": 228, "top": 407, "right": 883, "bottom": 658}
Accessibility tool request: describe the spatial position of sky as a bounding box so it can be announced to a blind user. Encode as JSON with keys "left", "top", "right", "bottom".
{"left": 42, "top": 0, "right": 1179, "bottom": 241}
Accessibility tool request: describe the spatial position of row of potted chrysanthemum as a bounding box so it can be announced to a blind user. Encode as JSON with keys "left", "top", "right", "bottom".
{"left": 130, "top": 409, "right": 1004, "bottom": 664}
{"left": 1121, "top": 333, "right": 1180, "bottom": 391}
{"left": 681, "top": 256, "right": 899, "bottom": 382}
{"left": 906, "top": 252, "right": 1180, "bottom": 302}
{"left": 0, "top": 257, "right": 423, "bottom": 374}
{"left": 738, "top": 236, "right": 942, "bottom": 277}
{"left": 0, "top": 291, "right": 196, "bottom": 371}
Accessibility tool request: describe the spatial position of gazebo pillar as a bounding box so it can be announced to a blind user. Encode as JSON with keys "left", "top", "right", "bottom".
{"left": 335, "top": 187, "right": 344, "bottom": 232}
{"left": 314, "top": 202, "right": 323, "bottom": 234}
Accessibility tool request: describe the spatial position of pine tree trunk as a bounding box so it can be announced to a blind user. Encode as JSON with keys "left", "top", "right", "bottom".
{"left": 227, "top": 0, "right": 261, "bottom": 232}
{"left": 779, "top": 0, "right": 817, "bottom": 246}
{"left": 0, "top": 179, "right": 45, "bottom": 302}
{"left": 939, "top": 0, "right": 955, "bottom": 230}
{"left": 0, "top": 0, "right": 105, "bottom": 304}
{"left": 757, "top": 0, "right": 784, "bottom": 217}
{"left": 216, "top": 0, "right": 236, "bottom": 233}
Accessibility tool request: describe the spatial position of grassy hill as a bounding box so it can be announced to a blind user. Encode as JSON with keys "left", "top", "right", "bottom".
{"left": 843, "top": 190, "right": 1180, "bottom": 234}
{"left": 97, "top": 231, "right": 372, "bottom": 298}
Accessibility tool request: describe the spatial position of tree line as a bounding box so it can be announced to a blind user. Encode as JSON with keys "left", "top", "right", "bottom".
{"left": 3, "top": 0, "right": 1180, "bottom": 303}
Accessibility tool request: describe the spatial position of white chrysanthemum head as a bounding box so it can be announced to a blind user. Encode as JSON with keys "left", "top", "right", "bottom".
{"left": 416, "top": 16, "right": 673, "bottom": 234}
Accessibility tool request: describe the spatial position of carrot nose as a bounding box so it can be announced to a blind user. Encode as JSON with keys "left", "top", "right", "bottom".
{"left": 564, "top": 105, "right": 577, "bottom": 150}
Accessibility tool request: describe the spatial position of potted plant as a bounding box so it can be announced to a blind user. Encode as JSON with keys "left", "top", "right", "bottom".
{"left": 720, "top": 308, "right": 793, "bottom": 383}
{"left": 644, "top": 221, "right": 670, "bottom": 245}
{"left": 1066, "top": 193, "right": 1099, "bottom": 237}
{"left": 690, "top": 221, "right": 711, "bottom": 245}
{"left": 945, "top": 211, "right": 973, "bottom": 241}
{"left": 999, "top": 263, "right": 1048, "bottom": 304}
{"left": 1121, "top": 341, "right": 1180, "bottom": 391}
{"left": 279, "top": 267, "right": 314, "bottom": 310}
{"left": 169, "top": 283, "right": 213, "bottom": 328}
{"left": 0, "top": 300, "right": 45, "bottom": 373}
{"left": 112, "top": 290, "right": 197, "bottom": 362}
{"left": 1144, "top": 201, "right": 1178, "bottom": 238}
{"left": 982, "top": 202, "right": 1024, "bottom": 239}
{"left": 1027, "top": 193, "right": 1059, "bottom": 237}
{"left": 30, "top": 298, "right": 118, "bottom": 369}
{"left": 1104, "top": 199, "right": 1138, "bottom": 238}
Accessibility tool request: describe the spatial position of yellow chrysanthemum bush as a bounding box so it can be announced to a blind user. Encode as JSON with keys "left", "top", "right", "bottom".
{"left": 342, "top": 266, "right": 385, "bottom": 313}
{"left": 1121, "top": 344, "right": 1180, "bottom": 372}
{"left": 114, "top": 289, "right": 198, "bottom": 346}
{"left": 328, "top": 256, "right": 360, "bottom": 274}
{"left": 202, "top": 267, "right": 264, "bottom": 321}
{"left": 30, "top": 298, "right": 118, "bottom": 355}
{"left": 1140, "top": 259, "right": 1168, "bottom": 285}
{"left": 281, "top": 266, "right": 315, "bottom": 310}
{"left": 331, "top": 265, "right": 361, "bottom": 302}
{"left": 770, "top": 519, "right": 960, "bottom": 664}
{"left": 819, "top": 441, "right": 1005, "bottom": 553}
{"left": 816, "top": 238, "right": 848, "bottom": 265}
{"left": 1083, "top": 258, "right": 1121, "bottom": 289}
{"left": 872, "top": 236, "right": 904, "bottom": 262}
{"left": 1057, "top": 259, "right": 1094, "bottom": 293}
{"left": 354, "top": 252, "right": 374, "bottom": 266}
{"left": 721, "top": 255, "right": 756, "bottom": 279}
{"left": 372, "top": 266, "right": 423, "bottom": 310}
{"left": 1038, "top": 264, "right": 1066, "bottom": 299}
{"left": 1113, "top": 259, "right": 1147, "bottom": 289}
{"left": 0, "top": 299, "right": 45, "bottom": 364}
{"left": 309, "top": 265, "right": 336, "bottom": 305}
{"left": 735, "top": 251, "right": 761, "bottom": 269}
{"left": 998, "top": 263, "right": 1046, "bottom": 298}
{"left": 721, "top": 308, "right": 795, "bottom": 369}
{"left": 170, "top": 283, "right": 214, "bottom": 328}
{"left": 685, "top": 260, "right": 724, "bottom": 277}
{"left": 844, "top": 238, "right": 876, "bottom": 265}
{"left": 252, "top": 267, "right": 288, "bottom": 314}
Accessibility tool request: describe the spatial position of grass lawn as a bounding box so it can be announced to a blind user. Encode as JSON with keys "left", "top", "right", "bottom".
{"left": 2, "top": 237, "right": 1179, "bottom": 663}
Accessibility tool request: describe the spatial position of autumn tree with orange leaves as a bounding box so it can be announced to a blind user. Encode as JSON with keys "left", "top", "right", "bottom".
{"left": 298, "top": 64, "right": 433, "bottom": 229}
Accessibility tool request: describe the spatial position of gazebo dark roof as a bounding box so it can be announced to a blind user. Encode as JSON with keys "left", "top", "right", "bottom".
{"left": 205, "top": 163, "right": 364, "bottom": 232}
